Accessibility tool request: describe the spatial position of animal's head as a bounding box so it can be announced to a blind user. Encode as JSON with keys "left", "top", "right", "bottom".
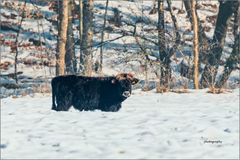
{"left": 112, "top": 73, "right": 139, "bottom": 98}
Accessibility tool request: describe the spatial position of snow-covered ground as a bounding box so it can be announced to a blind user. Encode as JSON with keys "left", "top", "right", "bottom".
{"left": 1, "top": 89, "right": 239, "bottom": 159}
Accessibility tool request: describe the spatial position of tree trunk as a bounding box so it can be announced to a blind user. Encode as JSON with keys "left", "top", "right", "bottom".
{"left": 80, "top": 0, "right": 93, "bottom": 76}
{"left": 157, "top": 0, "right": 170, "bottom": 93}
{"left": 191, "top": 0, "right": 199, "bottom": 89}
{"left": 14, "top": 0, "right": 26, "bottom": 84}
{"left": 183, "top": 0, "right": 209, "bottom": 64}
{"left": 142, "top": 61, "right": 150, "bottom": 91}
{"left": 200, "top": 1, "right": 239, "bottom": 88}
{"left": 99, "top": 0, "right": 109, "bottom": 74}
{"left": 157, "top": 0, "right": 164, "bottom": 92}
{"left": 166, "top": 0, "right": 181, "bottom": 59}
{"left": 56, "top": 0, "right": 68, "bottom": 76}
{"left": 216, "top": 33, "right": 240, "bottom": 88}
{"left": 216, "top": 4, "right": 240, "bottom": 88}
{"left": 55, "top": 0, "right": 60, "bottom": 70}
{"left": 65, "top": 0, "right": 75, "bottom": 74}
{"left": 79, "top": 0, "right": 83, "bottom": 73}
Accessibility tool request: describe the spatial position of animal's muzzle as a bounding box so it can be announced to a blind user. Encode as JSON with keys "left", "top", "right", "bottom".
{"left": 122, "top": 91, "right": 131, "bottom": 97}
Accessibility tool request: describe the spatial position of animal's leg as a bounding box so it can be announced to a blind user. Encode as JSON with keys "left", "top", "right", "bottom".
{"left": 51, "top": 80, "right": 57, "bottom": 109}
{"left": 54, "top": 101, "right": 71, "bottom": 111}
{"left": 111, "top": 103, "right": 121, "bottom": 112}
{"left": 53, "top": 92, "right": 73, "bottom": 111}
{"left": 72, "top": 103, "right": 84, "bottom": 111}
{"left": 103, "top": 103, "right": 121, "bottom": 112}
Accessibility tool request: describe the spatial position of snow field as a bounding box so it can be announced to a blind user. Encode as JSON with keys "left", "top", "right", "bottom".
{"left": 1, "top": 89, "right": 239, "bottom": 159}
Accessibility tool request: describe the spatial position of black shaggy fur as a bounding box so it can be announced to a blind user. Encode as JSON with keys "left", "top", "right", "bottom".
{"left": 51, "top": 74, "right": 139, "bottom": 112}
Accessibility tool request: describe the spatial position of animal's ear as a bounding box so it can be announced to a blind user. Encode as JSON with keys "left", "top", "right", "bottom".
{"left": 116, "top": 73, "right": 126, "bottom": 80}
{"left": 131, "top": 78, "right": 139, "bottom": 85}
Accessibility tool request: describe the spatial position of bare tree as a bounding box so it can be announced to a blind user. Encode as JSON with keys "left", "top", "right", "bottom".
{"left": 79, "top": 0, "right": 83, "bottom": 41}
{"left": 99, "top": 0, "right": 109, "bottom": 74}
{"left": 56, "top": 0, "right": 68, "bottom": 76}
{"left": 65, "top": 0, "right": 76, "bottom": 74}
{"left": 201, "top": 1, "right": 239, "bottom": 88}
{"left": 183, "top": 0, "right": 209, "bottom": 64}
{"left": 156, "top": 0, "right": 167, "bottom": 93}
{"left": 166, "top": 0, "right": 181, "bottom": 60}
{"left": 78, "top": 0, "right": 83, "bottom": 73}
{"left": 80, "top": 0, "right": 93, "bottom": 76}
{"left": 14, "top": 0, "right": 27, "bottom": 83}
{"left": 216, "top": 4, "right": 240, "bottom": 88}
{"left": 191, "top": 0, "right": 199, "bottom": 89}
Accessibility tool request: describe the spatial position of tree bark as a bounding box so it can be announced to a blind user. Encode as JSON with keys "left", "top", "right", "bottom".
{"left": 200, "top": 1, "right": 239, "bottom": 88}
{"left": 183, "top": 0, "right": 209, "bottom": 64}
{"left": 65, "top": 0, "right": 76, "bottom": 74}
{"left": 78, "top": 0, "right": 83, "bottom": 73}
{"left": 157, "top": 0, "right": 171, "bottom": 93}
{"left": 216, "top": 4, "right": 240, "bottom": 88}
{"left": 216, "top": 33, "right": 240, "bottom": 88}
{"left": 56, "top": 0, "right": 68, "bottom": 76}
{"left": 157, "top": 0, "right": 165, "bottom": 92}
{"left": 191, "top": 0, "right": 199, "bottom": 89}
{"left": 80, "top": 0, "right": 93, "bottom": 76}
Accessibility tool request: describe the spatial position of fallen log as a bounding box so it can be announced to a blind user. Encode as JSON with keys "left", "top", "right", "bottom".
{"left": 0, "top": 72, "right": 23, "bottom": 79}
{"left": 0, "top": 83, "right": 19, "bottom": 89}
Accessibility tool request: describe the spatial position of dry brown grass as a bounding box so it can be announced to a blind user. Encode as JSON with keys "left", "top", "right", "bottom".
{"left": 32, "top": 83, "right": 51, "bottom": 94}
{"left": 142, "top": 85, "right": 151, "bottom": 92}
{"left": 156, "top": 86, "right": 169, "bottom": 93}
{"left": 207, "top": 87, "right": 233, "bottom": 94}
{"left": 170, "top": 88, "right": 190, "bottom": 93}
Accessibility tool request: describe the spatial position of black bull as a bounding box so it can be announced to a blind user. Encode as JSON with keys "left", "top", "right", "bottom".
{"left": 51, "top": 73, "right": 139, "bottom": 112}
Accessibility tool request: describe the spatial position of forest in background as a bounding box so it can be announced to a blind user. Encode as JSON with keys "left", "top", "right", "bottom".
{"left": 0, "top": 0, "right": 239, "bottom": 98}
